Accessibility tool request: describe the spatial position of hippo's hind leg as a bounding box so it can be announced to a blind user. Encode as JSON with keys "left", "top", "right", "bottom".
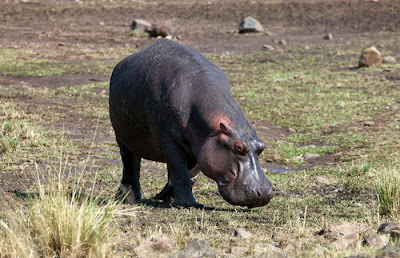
{"left": 116, "top": 140, "right": 142, "bottom": 204}
{"left": 155, "top": 165, "right": 201, "bottom": 203}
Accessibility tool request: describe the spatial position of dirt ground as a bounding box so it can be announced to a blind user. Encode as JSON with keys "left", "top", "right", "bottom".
{"left": 1, "top": 0, "right": 400, "bottom": 256}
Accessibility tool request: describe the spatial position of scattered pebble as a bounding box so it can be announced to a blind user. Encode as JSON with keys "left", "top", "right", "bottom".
{"left": 253, "top": 243, "right": 287, "bottom": 258}
{"left": 263, "top": 44, "right": 275, "bottom": 50}
{"left": 293, "top": 155, "right": 304, "bottom": 162}
{"left": 130, "top": 18, "right": 152, "bottom": 33}
{"left": 288, "top": 128, "right": 296, "bottom": 133}
{"left": 363, "top": 121, "right": 374, "bottom": 126}
{"left": 170, "top": 240, "right": 218, "bottom": 258}
{"left": 330, "top": 122, "right": 338, "bottom": 128}
{"left": 304, "top": 153, "right": 321, "bottom": 161}
{"left": 303, "top": 144, "right": 317, "bottom": 149}
{"left": 279, "top": 39, "right": 287, "bottom": 45}
{"left": 363, "top": 234, "right": 389, "bottom": 248}
{"left": 324, "top": 33, "right": 333, "bottom": 40}
{"left": 382, "top": 55, "right": 397, "bottom": 64}
{"left": 238, "top": 16, "right": 264, "bottom": 33}
{"left": 230, "top": 246, "right": 249, "bottom": 256}
{"left": 316, "top": 176, "right": 331, "bottom": 185}
{"left": 234, "top": 228, "right": 253, "bottom": 238}
{"left": 135, "top": 238, "right": 176, "bottom": 258}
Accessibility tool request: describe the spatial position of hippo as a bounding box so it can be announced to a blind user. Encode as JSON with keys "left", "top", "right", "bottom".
{"left": 109, "top": 39, "right": 273, "bottom": 208}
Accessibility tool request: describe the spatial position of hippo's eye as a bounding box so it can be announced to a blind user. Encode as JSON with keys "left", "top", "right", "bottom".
{"left": 234, "top": 141, "right": 248, "bottom": 156}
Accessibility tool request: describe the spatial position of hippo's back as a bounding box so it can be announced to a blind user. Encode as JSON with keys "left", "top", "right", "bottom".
{"left": 109, "top": 39, "right": 232, "bottom": 161}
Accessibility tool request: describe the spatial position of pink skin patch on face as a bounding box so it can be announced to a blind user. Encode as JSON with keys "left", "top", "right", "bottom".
{"left": 209, "top": 112, "right": 234, "bottom": 133}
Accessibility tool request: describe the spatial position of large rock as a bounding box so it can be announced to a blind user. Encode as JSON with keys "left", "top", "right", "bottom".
{"left": 238, "top": 17, "right": 264, "bottom": 34}
{"left": 169, "top": 240, "right": 218, "bottom": 258}
{"left": 359, "top": 46, "right": 382, "bottom": 67}
{"left": 130, "top": 19, "right": 151, "bottom": 33}
{"left": 135, "top": 238, "right": 176, "bottom": 258}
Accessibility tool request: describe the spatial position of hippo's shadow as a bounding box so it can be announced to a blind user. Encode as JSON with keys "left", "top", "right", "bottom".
{"left": 138, "top": 198, "right": 252, "bottom": 212}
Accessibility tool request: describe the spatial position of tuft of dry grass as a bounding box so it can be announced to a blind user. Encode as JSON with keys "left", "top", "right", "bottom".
{"left": 375, "top": 167, "right": 400, "bottom": 219}
{"left": 0, "top": 161, "right": 137, "bottom": 258}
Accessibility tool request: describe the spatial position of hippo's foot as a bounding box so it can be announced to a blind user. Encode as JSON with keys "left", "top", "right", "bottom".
{"left": 154, "top": 181, "right": 174, "bottom": 203}
{"left": 116, "top": 184, "right": 140, "bottom": 205}
{"left": 171, "top": 200, "right": 204, "bottom": 209}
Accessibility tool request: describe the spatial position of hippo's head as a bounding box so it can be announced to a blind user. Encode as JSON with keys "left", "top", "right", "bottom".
{"left": 197, "top": 122, "right": 273, "bottom": 208}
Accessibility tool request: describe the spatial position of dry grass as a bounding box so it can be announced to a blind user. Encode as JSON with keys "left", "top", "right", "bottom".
{"left": 0, "top": 161, "right": 137, "bottom": 258}
{"left": 375, "top": 167, "right": 400, "bottom": 219}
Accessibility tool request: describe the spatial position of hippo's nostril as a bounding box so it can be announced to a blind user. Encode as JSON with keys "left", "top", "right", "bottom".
{"left": 256, "top": 190, "right": 261, "bottom": 197}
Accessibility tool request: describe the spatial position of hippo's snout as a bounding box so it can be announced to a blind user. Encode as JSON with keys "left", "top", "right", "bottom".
{"left": 218, "top": 177, "right": 273, "bottom": 208}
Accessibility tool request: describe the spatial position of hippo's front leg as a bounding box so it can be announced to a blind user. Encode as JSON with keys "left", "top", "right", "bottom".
{"left": 162, "top": 143, "right": 202, "bottom": 208}
{"left": 155, "top": 165, "right": 201, "bottom": 203}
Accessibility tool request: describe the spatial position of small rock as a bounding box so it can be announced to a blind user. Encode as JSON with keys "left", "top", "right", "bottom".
{"left": 170, "top": 240, "right": 217, "bottom": 258}
{"left": 316, "top": 176, "right": 331, "bottom": 186}
{"left": 304, "top": 153, "right": 321, "bottom": 161}
{"left": 99, "top": 21, "right": 105, "bottom": 26}
{"left": 135, "top": 238, "right": 176, "bottom": 258}
{"left": 293, "top": 155, "right": 304, "bottom": 162}
{"left": 379, "top": 222, "right": 400, "bottom": 234}
{"left": 238, "top": 16, "right": 264, "bottom": 33}
{"left": 264, "top": 31, "right": 273, "bottom": 36}
{"left": 359, "top": 46, "right": 382, "bottom": 67}
{"left": 230, "top": 246, "right": 249, "bottom": 256}
{"left": 330, "top": 122, "right": 338, "bottom": 127}
{"left": 363, "top": 121, "right": 374, "bottom": 126}
{"left": 145, "top": 22, "right": 171, "bottom": 37}
{"left": 176, "top": 35, "right": 182, "bottom": 40}
{"left": 253, "top": 243, "right": 287, "bottom": 258}
{"left": 165, "top": 35, "right": 173, "bottom": 40}
{"left": 263, "top": 44, "right": 275, "bottom": 50}
{"left": 234, "top": 228, "right": 252, "bottom": 238}
{"left": 303, "top": 144, "right": 317, "bottom": 149}
{"left": 288, "top": 128, "right": 296, "bottom": 133}
{"left": 304, "top": 45, "right": 310, "bottom": 50}
{"left": 324, "top": 33, "right": 333, "bottom": 40}
{"left": 130, "top": 18, "right": 152, "bottom": 32}
{"left": 363, "top": 234, "right": 389, "bottom": 248}
{"left": 279, "top": 39, "right": 287, "bottom": 45}
{"left": 383, "top": 56, "right": 397, "bottom": 64}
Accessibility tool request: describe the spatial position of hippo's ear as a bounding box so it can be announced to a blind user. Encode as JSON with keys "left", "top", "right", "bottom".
{"left": 220, "top": 123, "right": 233, "bottom": 136}
{"left": 251, "top": 120, "right": 257, "bottom": 127}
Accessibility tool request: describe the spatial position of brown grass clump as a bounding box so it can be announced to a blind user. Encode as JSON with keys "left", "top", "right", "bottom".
{"left": 0, "top": 162, "right": 136, "bottom": 258}
{"left": 375, "top": 167, "right": 400, "bottom": 218}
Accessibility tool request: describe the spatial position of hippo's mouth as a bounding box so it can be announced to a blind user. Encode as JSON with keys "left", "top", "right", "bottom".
{"left": 217, "top": 184, "right": 273, "bottom": 208}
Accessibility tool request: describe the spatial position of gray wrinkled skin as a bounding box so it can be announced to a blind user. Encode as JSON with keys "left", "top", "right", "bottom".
{"left": 109, "top": 39, "right": 273, "bottom": 208}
